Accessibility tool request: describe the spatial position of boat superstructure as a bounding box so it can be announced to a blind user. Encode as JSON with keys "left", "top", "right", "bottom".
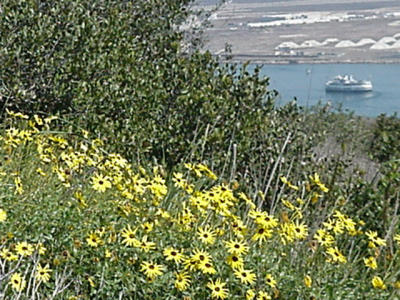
{"left": 325, "top": 74, "right": 373, "bottom": 92}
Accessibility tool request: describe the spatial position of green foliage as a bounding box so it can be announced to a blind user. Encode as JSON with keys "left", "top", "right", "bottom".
{"left": 1, "top": 1, "right": 399, "bottom": 298}
{"left": 0, "top": 0, "right": 285, "bottom": 172}
{"left": 1, "top": 115, "right": 399, "bottom": 299}
{"left": 0, "top": 0, "right": 192, "bottom": 115}
{"left": 291, "top": 106, "right": 399, "bottom": 234}
{"left": 370, "top": 114, "right": 400, "bottom": 163}
{"left": 0, "top": 0, "right": 328, "bottom": 202}
{"left": 352, "top": 160, "right": 400, "bottom": 231}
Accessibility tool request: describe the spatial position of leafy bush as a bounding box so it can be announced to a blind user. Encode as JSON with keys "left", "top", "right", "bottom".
{"left": 370, "top": 114, "right": 400, "bottom": 163}
{"left": 0, "top": 0, "right": 313, "bottom": 181}
{"left": 0, "top": 0, "right": 193, "bottom": 114}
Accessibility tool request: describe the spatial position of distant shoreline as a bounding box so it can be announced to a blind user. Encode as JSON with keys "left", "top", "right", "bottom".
{"left": 204, "top": 0, "right": 400, "bottom": 67}
{"left": 217, "top": 55, "right": 400, "bottom": 65}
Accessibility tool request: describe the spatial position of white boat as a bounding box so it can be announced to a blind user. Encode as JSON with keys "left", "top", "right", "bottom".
{"left": 325, "top": 74, "right": 373, "bottom": 92}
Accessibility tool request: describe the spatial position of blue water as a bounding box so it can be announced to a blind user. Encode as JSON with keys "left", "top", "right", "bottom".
{"left": 251, "top": 64, "right": 400, "bottom": 117}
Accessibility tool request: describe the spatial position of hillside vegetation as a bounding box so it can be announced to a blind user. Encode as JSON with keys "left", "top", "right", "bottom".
{"left": 0, "top": 0, "right": 399, "bottom": 299}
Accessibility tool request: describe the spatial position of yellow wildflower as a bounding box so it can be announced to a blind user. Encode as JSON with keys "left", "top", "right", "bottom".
{"left": 175, "top": 271, "right": 191, "bottom": 291}
{"left": 252, "top": 227, "right": 273, "bottom": 244}
{"left": 265, "top": 274, "right": 277, "bottom": 288}
{"left": 207, "top": 278, "right": 229, "bottom": 299}
{"left": 246, "top": 289, "right": 256, "bottom": 300}
{"left": 234, "top": 268, "right": 256, "bottom": 285}
{"left": 199, "top": 261, "right": 217, "bottom": 275}
{"left": 364, "top": 256, "right": 378, "bottom": 270}
{"left": 257, "top": 291, "right": 271, "bottom": 300}
{"left": 137, "top": 235, "right": 156, "bottom": 252}
{"left": 226, "top": 254, "right": 244, "bottom": 270}
{"left": 280, "top": 176, "right": 299, "bottom": 190}
{"left": 371, "top": 276, "right": 386, "bottom": 289}
{"left": 91, "top": 173, "right": 112, "bottom": 192}
{"left": 36, "top": 264, "right": 52, "bottom": 282}
{"left": 326, "top": 246, "right": 347, "bottom": 263}
{"left": 10, "top": 273, "right": 26, "bottom": 292}
{"left": 14, "top": 176, "right": 23, "bottom": 195}
{"left": 86, "top": 233, "right": 102, "bottom": 247}
{"left": 225, "top": 239, "right": 249, "bottom": 256}
{"left": 366, "top": 230, "right": 386, "bottom": 248}
{"left": 15, "top": 241, "right": 34, "bottom": 256}
{"left": 163, "top": 247, "right": 185, "bottom": 263}
{"left": 198, "top": 226, "right": 217, "bottom": 245}
{"left": 36, "top": 243, "right": 47, "bottom": 255}
{"left": 0, "top": 248, "right": 18, "bottom": 261}
{"left": 120, "top": 225, "right": 137, "bottom": 247}
{"left": 6, "top": 109, "right": 29, "bottom": 119}
{"left": 304, "top": 275, "right": 312, "bottom": 288}
{"left": 394, "top": 281, "right": 400, "bottom": 289}
{"left": 140, "top": 261, "right": 165, "bottom": 280}
{"left": 314, "top": 229, "right": 335, "bottom": 247}
{"left": 0, "top": 208, "right": 6, "bottom": 222}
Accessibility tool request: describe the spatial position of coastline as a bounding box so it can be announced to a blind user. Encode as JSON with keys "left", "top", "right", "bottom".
{"left": 202, "top": 1, "right": 400, "bottom": 67}
{"left": 216, "top": 54, "right": 400, "bottom": 65}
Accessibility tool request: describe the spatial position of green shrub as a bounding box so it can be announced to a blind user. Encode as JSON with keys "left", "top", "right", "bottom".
{"left": 0, "top": 0, "right": 194, "bottom": 114}
{"left": 0, "top": 0, "right": 276, "bottom": 168}
{"left": 1, "top": 0, "right": 316, "bottom": 191}
{"left": 370, "top": 114, "right": 400, "bottom": 163}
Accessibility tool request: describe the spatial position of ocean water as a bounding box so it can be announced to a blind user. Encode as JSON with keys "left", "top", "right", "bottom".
{"left": 251, "top": 64, "right": 400, "bottom": 117}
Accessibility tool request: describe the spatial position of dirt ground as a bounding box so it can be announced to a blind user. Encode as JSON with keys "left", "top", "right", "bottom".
{"left": 199, "top": 0, "right": 400, "bottom": 63}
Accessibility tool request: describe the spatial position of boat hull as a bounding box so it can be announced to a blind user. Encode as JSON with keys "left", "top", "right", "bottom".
{"left": 325, "top": 83, "right": 373, "bottom": 92}
{"left": 325, "top": 75, "right": 373, "bottom": 92}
